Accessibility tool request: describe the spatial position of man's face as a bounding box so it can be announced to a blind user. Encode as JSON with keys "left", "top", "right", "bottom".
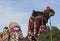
{"left": 10, "top": 27, "right": 20, "bottom": 38}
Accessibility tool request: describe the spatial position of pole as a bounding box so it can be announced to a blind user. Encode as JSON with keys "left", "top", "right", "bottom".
{"left": 50, "top": 17, "right": 52, "bottom": 41}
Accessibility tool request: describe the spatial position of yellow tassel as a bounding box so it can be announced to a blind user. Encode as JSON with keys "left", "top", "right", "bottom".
{"left": 30, "top": 18, "right": 33, "bottom": 23}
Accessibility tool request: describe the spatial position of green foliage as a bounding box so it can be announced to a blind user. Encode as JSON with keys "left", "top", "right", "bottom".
{"left": 37, "top": 26, "right": 60, "bottom": 41}
{"left": 51, "top": 26, "right": 60, "bottom": 41}
{"left": 38, "top": 33, "right": 46, "bottom": 41}
{"left": 46, "top": 33, "right": 49, "bottom": 39}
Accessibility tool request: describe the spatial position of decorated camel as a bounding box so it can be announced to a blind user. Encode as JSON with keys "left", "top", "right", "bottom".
{"left": 28, "top": 6, "right": 55, "bottom": 41}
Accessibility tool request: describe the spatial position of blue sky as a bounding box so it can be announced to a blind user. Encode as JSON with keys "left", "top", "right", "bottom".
{"left": 0, "top": 0, "right": 60, "bottom": 37}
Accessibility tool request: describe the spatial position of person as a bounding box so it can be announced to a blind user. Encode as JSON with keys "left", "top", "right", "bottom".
{"left": 3, "top": 26, "right": 10, "bottom": 41}
{"left": 9, "top": 22, "right": 23, "bottom": 41}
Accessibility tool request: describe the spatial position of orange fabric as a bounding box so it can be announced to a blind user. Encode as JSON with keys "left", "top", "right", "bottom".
{"left": 3, "top": 33, "right": 9, "bottom": 40}
{"left": 30, "top": 18, "right": 33, "bottom": 23}
{"left": 0, "top": 35, "right": 3, "bottom": 41}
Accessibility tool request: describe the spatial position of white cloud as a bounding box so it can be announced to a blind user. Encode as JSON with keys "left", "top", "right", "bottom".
{"left": 50, "top": 1, "right": 60, "bottom": 5}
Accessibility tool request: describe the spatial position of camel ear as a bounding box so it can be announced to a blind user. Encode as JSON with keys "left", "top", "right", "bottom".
{"left": 33, "top": 10, "right": 36, "bottom": 13}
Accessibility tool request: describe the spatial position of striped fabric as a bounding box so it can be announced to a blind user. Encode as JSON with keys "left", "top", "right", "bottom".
{"left": 28, "top": 16, "right": 42, "bottom": 41}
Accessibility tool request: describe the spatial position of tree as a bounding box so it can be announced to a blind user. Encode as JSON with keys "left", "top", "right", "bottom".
{"left": 51, "top": 26, "right": 60, "bottom": 41}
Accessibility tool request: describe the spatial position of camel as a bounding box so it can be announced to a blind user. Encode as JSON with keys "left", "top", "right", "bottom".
{"left": 28, "top": 6, "right": 55, "bottom": 41}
